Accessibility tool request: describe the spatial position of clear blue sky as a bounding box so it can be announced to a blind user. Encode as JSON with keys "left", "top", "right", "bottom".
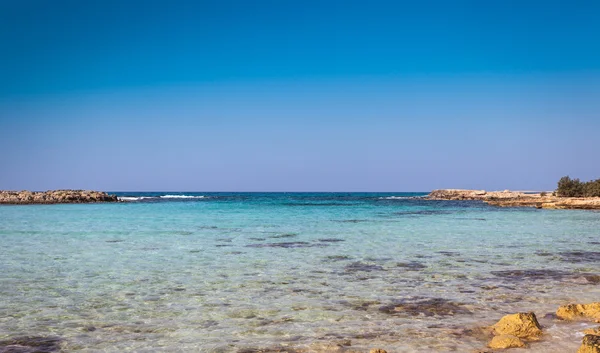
{"left": 1, "top": 0, "right": 598, "bottom": 191}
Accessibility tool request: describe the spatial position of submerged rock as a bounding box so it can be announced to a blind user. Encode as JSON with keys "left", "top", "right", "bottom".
{"left": 578, "top": 334, "right": 600, "bottom": 353}
{"left": 488, "top": 334, "right": 526, "bottom": 349}
{"left": 491, "top": 312, "right": 542, "bottom": 340}
{"left": 379, "top": 297, "right": 471, "bottom": 317}
{"left": 557, "top": 303, "right": 600, "bottom": 322}
{"left": 308, "top": 341, "right": 359, "bottom": 353}
{"left": 0, "top": 336, "right": 62, "bottom": 352}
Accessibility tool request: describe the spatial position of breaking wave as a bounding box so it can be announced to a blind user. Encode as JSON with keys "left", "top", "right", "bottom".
{"left": 159, "top": 195, "right": 205, "bottom": 199}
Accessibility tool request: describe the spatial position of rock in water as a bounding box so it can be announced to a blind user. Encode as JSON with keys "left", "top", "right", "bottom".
{"left": 578, "top": 334, "right": 600, "bottom": 353}
{"left": 557, "top": 303, "right": 600, "bottom": 321}
{"left": 584, "top": 327, "right": 600, "bottom": 335}
{"left": 488, "top": 334, "right": 526, "bottom": 349}
{"left": 369, "top": 349, "right": 388, "bottom": 353}
{"left": 0, "top": 189, "right": 119, "bottom": 204}
{"left": 491, "top": 312, "right": 543, "bottom": 340}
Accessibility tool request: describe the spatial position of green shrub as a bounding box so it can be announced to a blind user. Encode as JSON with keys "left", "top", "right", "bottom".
{"left": 583, "top": 178, "right": 600, "bottom": 197}
{"left": 556, "top": 176, "right": 600, "bottom": 197}
{"left": 540, "top": 191, "right": 547, "bottom": 197}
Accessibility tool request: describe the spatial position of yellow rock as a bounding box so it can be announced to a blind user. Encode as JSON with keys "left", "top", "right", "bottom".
{"left": 369, "top": 349, "right": 388, "bottom": 353}
{"left": 584, "top": 327, "right": 600, "bottom": 335}
{"left": 488, "top": 334, "right": 526, "bottom": 349}
{"left": 492, "top": 312, "right": 542, "bottom": 340}
{"left": 578, "top": 334, "right": 600, "bottom": 353}
{"left": 557, "top": 303, "right": 600, "bottom": 321}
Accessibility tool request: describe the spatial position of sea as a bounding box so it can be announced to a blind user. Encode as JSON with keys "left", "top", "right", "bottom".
{"left": 1, "top": 192, "right": 599, "bottom": 352}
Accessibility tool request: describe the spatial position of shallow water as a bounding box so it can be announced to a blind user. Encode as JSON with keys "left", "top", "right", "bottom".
{"left": 1, "top": 193, "right": 599, "bottom": 352}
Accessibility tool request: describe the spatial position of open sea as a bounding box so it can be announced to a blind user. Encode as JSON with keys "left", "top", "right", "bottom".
{"left": 1, "top": 192, "right": 599, "bottom": 352}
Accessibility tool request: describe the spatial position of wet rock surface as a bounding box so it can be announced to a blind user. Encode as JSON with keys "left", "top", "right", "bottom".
{"left": 557, "top": 303, "right": 600, "bottom": 321}
{"left": 0, "top": 190, "right": 118, "bottom": 204}
{"left": 0, "top": 336, "right": 62, "bottom": 353}
{"left": 491, "top": 312, "right": 542, "bottom": 340}
{"left": 488, "top": 334, "right": 526, "bottom": 349}
{"left": 584, "top": 327, "right": 600, "bottom": 335}
{"left": 578, "top": 334, "right": 600, "bottom": 353}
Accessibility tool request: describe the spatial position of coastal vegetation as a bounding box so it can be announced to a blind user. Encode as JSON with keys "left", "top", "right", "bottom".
{"left": 556, "top": 176, "right": 600, "bottom": 197}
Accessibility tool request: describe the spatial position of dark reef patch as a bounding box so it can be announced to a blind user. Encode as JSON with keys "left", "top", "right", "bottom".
{"left": 438, "top": 251, "right": 460, "bottom": 257}
{"left": 583, "top": 274, "right": 600, "bottom": 284}
{"left": 0, "top": 336, "right": 62, "bottom": 353}
{"left": 318, "top": 238, "right": 345, "bottom": 243}
{"left": 269, "top": 233, "right": 298, "bottom": 239}
{"left": 491, "top": 269, "right": 572, "bottom": 281}
{"left": 247, "top": 242, "right": 325, "bottom": 249}
{"left": 379, "top": 297, "right": 471, "bottom": 317}
{"left": 332, "top": 219, "right": 369, "bottom": 223}
{"left": 105, "top": 239, "right": 124, "bottom": 243}
{"left": 323, "top": 255, "right": 352, "bottom": 262}
{"left": 344, "top": 261, "right": 385, "bottom": 273}
{"left": 558, "top": 251, "right": 600, "bottom": 263}
{"left": 396, "top": 261, "right": 427, "bottom": 271}
{"left": 249, "top": 237, "right": 266, "bottom": 241}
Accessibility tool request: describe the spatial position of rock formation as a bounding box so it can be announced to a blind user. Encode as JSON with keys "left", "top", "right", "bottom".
{"left": 491, "top": 312, "right": 543, "bottom": 341}
{"left": 584, "top": 327, "right": 600, "bottom": 335}
{"left": 557, "top": 303, "right": 600, "bottom": 322}
{"left": 427, "top": 189, "right": 600, "bottom": 210}
{"left": 578, "top": 334, "right": 600, "bottom": 353}
{"left": 488, "top": 334, "right": 526, "bottom": 349}
{"left": 0, "top": 190, "right": 119, "bottom": 204}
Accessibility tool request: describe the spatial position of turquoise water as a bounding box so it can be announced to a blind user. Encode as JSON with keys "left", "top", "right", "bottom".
{"left": 1, "top": 193, "right": 599, "bottom": 352}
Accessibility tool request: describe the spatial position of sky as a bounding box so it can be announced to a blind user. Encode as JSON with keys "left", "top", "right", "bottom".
{"left": 0, "top": 0, "right": 599, "bottom": 191}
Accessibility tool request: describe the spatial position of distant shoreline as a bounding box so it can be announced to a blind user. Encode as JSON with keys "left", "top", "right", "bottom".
{"left": 427, "top": 189, "right": 600, "bottom": 210}
{"left": 0, "top": 190, "right": 119, "bottom": 204}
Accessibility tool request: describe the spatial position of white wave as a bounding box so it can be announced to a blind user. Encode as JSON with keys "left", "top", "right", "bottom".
{"left": 159, "top": 195, "right": 205, "bottom": 199}
{"left": 379, "top": 196, "right": 425, "bottom": 200}
{"left": 118, "top": 196, "right": 153, "bottom": 201}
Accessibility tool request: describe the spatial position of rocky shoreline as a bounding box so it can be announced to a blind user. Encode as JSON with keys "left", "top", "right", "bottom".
{"left": 427, "top": 189, "right": 600, "bottom": 210}
{"left": 0, "top": 190, "right": 119, "bottom": 204}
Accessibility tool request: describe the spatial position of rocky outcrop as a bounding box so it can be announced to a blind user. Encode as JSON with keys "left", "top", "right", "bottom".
{"left": 557, "top": 303, "right": 600, "bottom": 322}
{"left": 578, "top": 334, "right": 600, "bottom": 353}
{"left": 0, "top": 190, "right": 119, "bottom": 204}
{"left": 427, "top": 189, "right": 489, "bottom": 200}
{"left": 486, "top": 312, "right": 542, "bottom": 349}
{"left": 491, "top": 312, "right": 543, "bottom": 341}
{"left": 584, "top": 327, "right": 600, "bottom": 335}
{"left": 488, "top": 334, "right": 526, "bottom": 349}
{"left": 427, "top": 189, "right": 600, "bottom": 210}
